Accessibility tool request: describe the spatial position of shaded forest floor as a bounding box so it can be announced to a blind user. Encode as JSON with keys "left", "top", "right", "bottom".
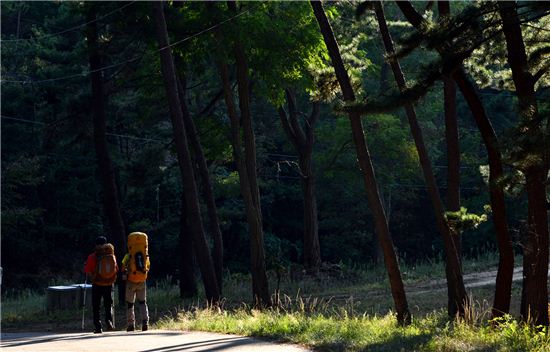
{"left": 1, "top": 253, "right": 541, "bottom": 328}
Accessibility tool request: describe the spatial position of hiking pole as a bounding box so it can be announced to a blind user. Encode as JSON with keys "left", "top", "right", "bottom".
{"left": 112, "top": 285, "right": 116, "bottom": 329}
{"left": 81, "top": 276, "right": 87, "bottom": 331}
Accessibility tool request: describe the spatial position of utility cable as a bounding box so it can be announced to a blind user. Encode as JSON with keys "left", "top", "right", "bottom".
{"left": 1, "top": 2, "right": 136, "bottom": 43}
{"left": 1, "top": 115, "right": 166, "bottom": 143}
{"left": 1, "top": 8, "right": 250, "bottom": 85}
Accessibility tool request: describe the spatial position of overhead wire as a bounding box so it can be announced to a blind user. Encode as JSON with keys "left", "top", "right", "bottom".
{"left": 1, "top": 115, "right": 167, "bottom": 143}
{"left": 1, "top": 7, "right": 250, "bottom": 85}
{"left": 3, "top": 115, "right": 490, "bottom": 191}
{"left": 0, "top": 2, "right": 137, "bottom": 43}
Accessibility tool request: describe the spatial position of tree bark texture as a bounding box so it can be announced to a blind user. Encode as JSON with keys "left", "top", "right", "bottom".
{"left": 498, "top": 1, "right": 548, "bottom": 326}
{"left": 278, "top": 89, "right": 322, "bottom": 271}
{"left": 374, "top": 1, "right": 466, "bottom": 317}
{"left": 176, "top": 74, "right": 224, "bottom": 294}
{"left": 218, "top": 61, "right": 271, "bottom": 306}
{"left": 311, "top": 0, "right": 410, "bottom": 325}
{"left": 438, "top": 1, "right": 461, "bottom": 214}
{"left": 215, "top": 0, "right": 271, "bottom": 307}
{"left": 85, "top": 7, "right": 127, "bottom": 304}
{"left": 179, "top": 193, "right": 198, "bottom": 298}
{"left": 152, "top": 1, "right": 220, "bottom": 303}
{"left": 396, "top": 0, "right": 514, "bottom": 319}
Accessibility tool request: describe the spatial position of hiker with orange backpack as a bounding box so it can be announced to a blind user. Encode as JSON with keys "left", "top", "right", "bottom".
{"left": 84, "top": 236, "right": 118, "bottom": 334}
{"left": 122, "top": 232, "right": 150, "bottom": 332}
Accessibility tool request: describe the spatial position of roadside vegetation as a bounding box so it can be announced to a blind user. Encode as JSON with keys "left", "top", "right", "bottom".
{"left": 2, "top": 253, "right": 547, "bottom": 351}
{"left": 156, "top": 307, "right": 548, "bottom": 352}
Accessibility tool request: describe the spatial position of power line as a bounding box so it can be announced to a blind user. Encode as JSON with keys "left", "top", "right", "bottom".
{"left": 1, "top": 115, "right": 45, "bottom": 125}
{"left": 1, "top": 8, "right": 250, "bottom": 85}
{"left": 1, "top": 115, "right": 167, "bottom": 143}
{"left": 159, "top": 9, "right": 249, "bottom": 52}
{"left": 1, "top": 55, "right": 143, "bottom": 84}
{"left": 0, "top": 2, "right": 136, "bottom": 43}
{"left": 105, "top": 132, "right": 166, "bottom": 144}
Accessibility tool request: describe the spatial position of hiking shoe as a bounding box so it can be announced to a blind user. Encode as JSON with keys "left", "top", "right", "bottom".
{"left": 142, "top": 321, "right": 148, "bottom": 332}
{"left": 126, "top": 325, "right": 135, "bottom": 332}
{"left": 94, "top": 328, "right": 103, "bottom": 334}
{"left": 106, "top": 321, "right": 115, "bottom": 331}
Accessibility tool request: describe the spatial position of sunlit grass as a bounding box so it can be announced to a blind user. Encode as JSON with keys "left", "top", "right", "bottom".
{"left": 154, "top": 303, "right": 549, "bottom": 352}
{"left": 2, "top": 252, "right": 547, "bottom": 352}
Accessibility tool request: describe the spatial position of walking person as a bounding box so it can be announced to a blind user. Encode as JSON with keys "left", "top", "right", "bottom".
{"left": 122, "top": 232, "right": 150, "bottom": 332}
{"left": 84, "top": 236, "right": 118, "bottom": 333}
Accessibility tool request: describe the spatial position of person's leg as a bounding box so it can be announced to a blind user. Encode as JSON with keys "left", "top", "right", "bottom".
{"left": 91, "top": 284, "right": 102, "bottom": 333}
{"left": 136, "top": 282, "right": 149, "bottom": 331}
{"left": 103, "top": 285, "right": 114, "bottom": 330}
{"left": 125, "top": 281, "right": 136, "bottom": 331}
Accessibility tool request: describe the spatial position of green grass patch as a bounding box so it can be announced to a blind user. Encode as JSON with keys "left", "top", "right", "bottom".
{"left": 2, "top": 289, "right": 47, "bottom": 325}
{"left": 155, "top": 307, "right": 549, "bottom": 352}
{"left": 2, "top": 253, "right": 546, "bottom": 351}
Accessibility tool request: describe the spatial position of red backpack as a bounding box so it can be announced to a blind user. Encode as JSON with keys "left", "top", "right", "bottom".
{"left": 93, "top": 244, "right": 117, "bottom": 285}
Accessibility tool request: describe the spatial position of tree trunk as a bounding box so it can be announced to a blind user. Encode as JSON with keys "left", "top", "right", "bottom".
{"left": 278, "top": 90, "right": 322, "bottom": 271}
{"left": 443, "top": 78, "right": 460, "bottom": 212}
{"left": 179, "top": 193, "right": 198, "bottom": 298}
{"left": 311, "top": 0, "right": 410, "bottom": 325}
{"left": 374, "top": 1, "right": 466, "bottom": 317}
{"left": 235, "top": 44, "right": 271, "bottom": 305}
{"left": 176, "top": 74, "right": 224, "bottom": 294}
{"left": 395, "top": 0, "right": 514, "bottom": 320}
{"left": 85, "top": 7, "right": 127, "bottom": 304}
{"left": 213, "top": 0, "right": 271, "bottom": 307}
{"left": 498, "top": 1, "right": 548, "bottom": 326}
{"left": 217, "top": 62, "right": 270, "bottom": 306}
{"left": 152, "top": 1, "right": 220, "bottom": 303}
{"left": 301, "top": 156, "right": 321, "bottom": 271}
{"left": 438, "top": 1, "right": 461, "bottom": 215}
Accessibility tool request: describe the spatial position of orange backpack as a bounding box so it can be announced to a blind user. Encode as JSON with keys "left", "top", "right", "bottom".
{"left": 93, "top": 244, "right": 117, "bottom": 285}
{"left": 126, "top": 232, "right": 149, "bottom": 283}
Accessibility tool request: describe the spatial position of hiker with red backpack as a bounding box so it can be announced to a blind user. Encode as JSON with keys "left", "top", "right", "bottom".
{"left": 122, "top": 232, "right": 150, "bottom": 332}
{"left": 84, "top": 236, "right": 118, "bottom": 334}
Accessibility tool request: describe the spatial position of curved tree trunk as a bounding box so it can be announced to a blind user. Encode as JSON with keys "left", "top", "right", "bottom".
{"left": 176, "top": 74, "right": 224, "bottom": 294}
{"left": 452, "top": 72, "right": 515, "bottom": 318}
{"left": 278, "top": 90, "right": 322, "bottom": 271}
{"left": 395, "top": 0, "right": 514, "bottom": 319}
{"left": 498, "top": 1, "right": 548, "bottom": 326}
{"left": 373, "top": 1, "right": 466, "bottom": 317}
{"left": 85, "top": 6, "right": 127, "bottom": 304}
{"left": 311, "top": 0, "right": 410, "bottom": 325}
{"left": 152, "top": 1, "right": 220, "bottom": 303}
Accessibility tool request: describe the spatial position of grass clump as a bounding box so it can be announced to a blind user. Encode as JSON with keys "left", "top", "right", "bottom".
{"left": 425, "top": 315, "right": 549, "bottom": 352}
{"left": 155, "top": 304, "right": 549, "bottom": 352}
{"left": 2, "top": 289, "right": 46, "bottom": 324}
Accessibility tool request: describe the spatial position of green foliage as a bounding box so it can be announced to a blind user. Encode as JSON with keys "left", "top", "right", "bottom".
{"left": 465, "top": 8, "right": 550, "bottom": 90}
{"left": 445, "top": 206, "right": 489, "bottom": 233}
{"left": 0, "top": 0, "right": 543, "bottom": 293}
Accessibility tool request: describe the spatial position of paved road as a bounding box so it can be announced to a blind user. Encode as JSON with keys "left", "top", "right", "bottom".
{"left": 1, "top": 330, "right": 310, "bottom": 351}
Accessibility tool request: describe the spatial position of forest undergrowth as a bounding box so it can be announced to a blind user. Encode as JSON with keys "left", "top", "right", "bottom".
{"left": 2, "top": 253, "right": 548, "bottom": 351}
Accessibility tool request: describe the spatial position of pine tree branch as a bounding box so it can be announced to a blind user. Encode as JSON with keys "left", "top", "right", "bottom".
{"left": 533, "top": 65, "right": 549, "bottom": 84}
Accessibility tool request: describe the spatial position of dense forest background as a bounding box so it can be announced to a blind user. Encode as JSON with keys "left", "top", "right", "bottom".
{"left": 1, "top": 0, "right": 548, "bottom": 310}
